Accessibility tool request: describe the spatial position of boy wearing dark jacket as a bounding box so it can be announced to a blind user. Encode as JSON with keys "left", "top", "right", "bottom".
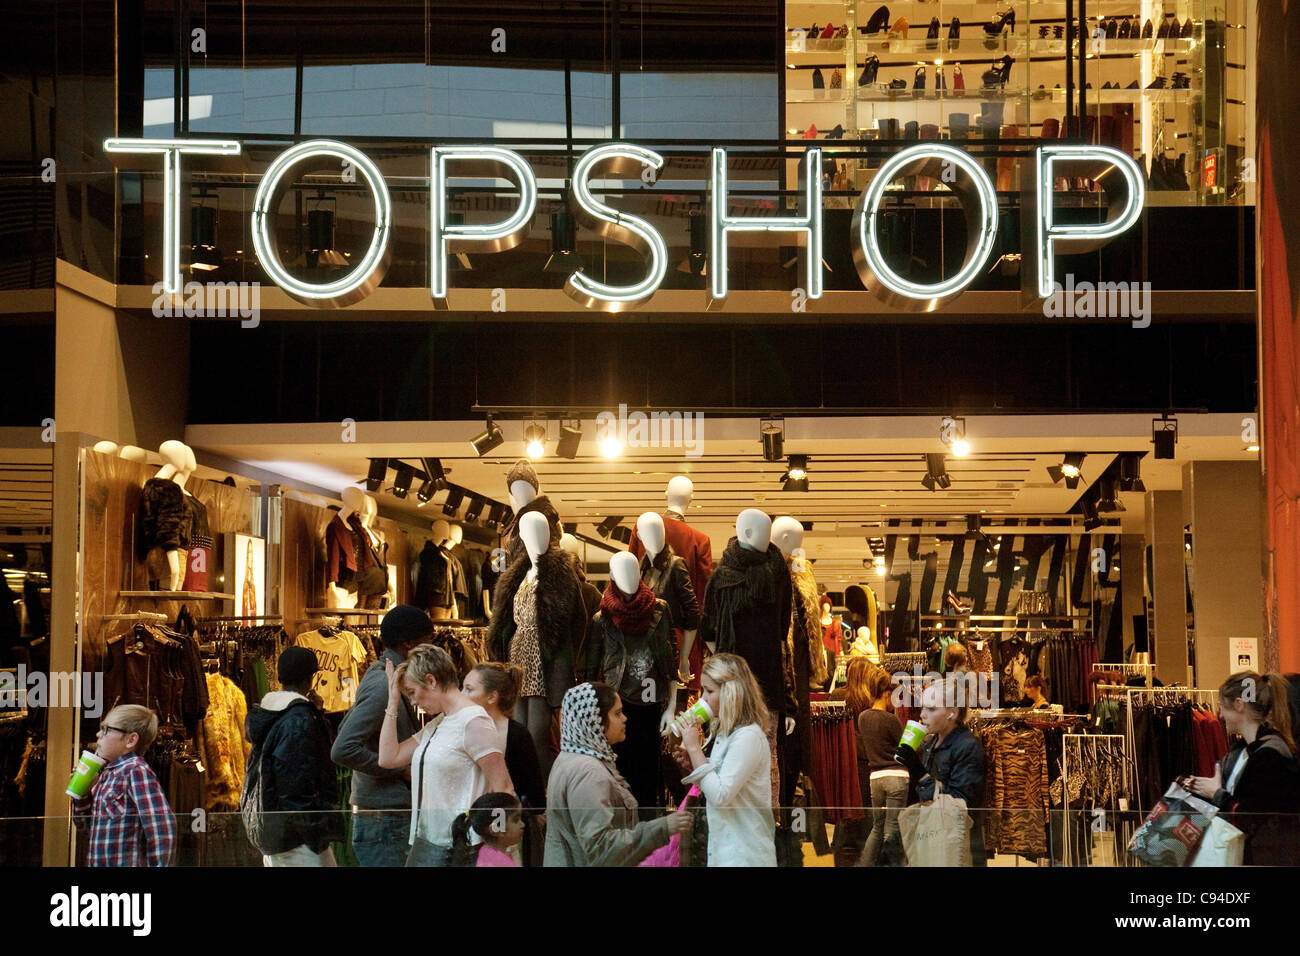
{"left": 244, "top": 647, "right": 344, "bottom": 865}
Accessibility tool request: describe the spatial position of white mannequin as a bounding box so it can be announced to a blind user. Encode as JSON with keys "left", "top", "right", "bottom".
{"left": 855, "top": 625, "right": 878, "bottom": 662}
{"left": 770, "top": 515, "right": 804, "bottom": 558}
{"left": 119, "top": 445, "right": 148, "bottom": 463}
{"left": 510, "top": 479, "right": 538, "bottom": 512}
{"left": 736, "top": 508, "right": 772, "bottom": 552}
{"left": 559, "top": 532, "right": 581, "bottom": 559}
{"left": 609, "top": 550, "right": 640, "bottom": 597}
{"left": 610, "top": 550, "right": 680, "bottom": 733}
{"left": 519, "top": 511, "right": 549, "bottom": 584}
{"left": 448, "top": 523, "right": 463, "bottom": 547}
{"left": 328, "top": 487, "right": 368, "bottom": 608}
{"left": 154, "top": 440, "right": 188, "bottom": 589}
{"left": 665, "top": 476, "right": 694, "bottom": 518}
{"left": 637, "top": 511, "right": 698, "bottom": 686}
{"left": 432, "top": 518, "right": 455, "bottom": 548}
{"left": 92, "top": 440, "right": 119, "bottom": 456}
{"left": 181, "top": 444, "right": 198, "bottom": 486}
{"left": 735, "top": 508, "right": 793, "bottom": 736}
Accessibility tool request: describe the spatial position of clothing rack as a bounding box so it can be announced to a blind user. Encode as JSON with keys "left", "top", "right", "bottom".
{"left": 195, "top": 614, "right": 284, "bottom": 625}
{"left": 880, "top": 651, "right": 928, "bottom": 672}
{"left": 1061, "top": 732, "right": 1130, "bottom": 867}
{"left": 101, "top": 611, "right": 170, "bottom": 622}
{"left": 810, "top": 699, "right": 845, "bottom": 712}
{"left": 302, "top": 607, "right": 385, "bottom": 616}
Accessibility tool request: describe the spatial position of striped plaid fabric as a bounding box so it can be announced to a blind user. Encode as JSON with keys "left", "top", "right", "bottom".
{"left": 72, "top": 754, "right": 176, "bottom": 867}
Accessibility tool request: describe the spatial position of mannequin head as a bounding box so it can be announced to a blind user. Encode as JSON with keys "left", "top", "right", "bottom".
{"left": 507, "top": 459, "right": 540, "bottom": 511}
{"left": 362, "top": 494, "right": 378, "bottom": 526}
{"left": 156, "top": 440, "right": 186, "bottom": 480}
{"left": 92, "top": 441, "right": 119, "bottom": 456}
{"left": 183, "top": 444, "right": 197, "bottom": 476}
{"left": 519, "top": 511, "right": 550, "bottom": 564}
{"left": 735, "top": 509, "right": 772, "bottom": 552}
{"left": 432, "top": 519, "right": 454, "bottom": 547}
{"left": 119, "top": 445, "right": 148, "bottom": 463}
{"left": 448, "top": 523, "right": 463, "bottom": 547}
{"left": 560, "top": 532, "right": 581, "bottom": 559}
{"left": 636, "top": 512, "right": 666, "bottom": 559}
{"left": 609, "top": 552, "right": 640, "bottom": 597}
{"left": 340, "top": 486, "right": 366, "bottom": 520}
{"left": 665, "top": 476, "right": 694, "bottom": 514}
{"left": 770, "top": 516, "right": 804, "bottom": 558}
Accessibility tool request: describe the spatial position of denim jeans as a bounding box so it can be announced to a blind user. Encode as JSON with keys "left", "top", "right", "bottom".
{"left": 860, "top": 774, "right": 908, "bottom": 866}
{"left": 351, "top": 810, "right": 411, "bottom": 868}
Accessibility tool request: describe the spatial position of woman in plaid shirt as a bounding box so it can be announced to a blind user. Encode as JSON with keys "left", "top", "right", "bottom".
{"left": 71, "top": 705, "right": 176, "bottom": 867}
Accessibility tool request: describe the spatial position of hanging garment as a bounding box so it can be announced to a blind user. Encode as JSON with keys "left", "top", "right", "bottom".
{"left": 414, "top": 540, "right": 455, "bottom": 611}
{"left": 181, "top": 494, "right": 212, "bottom": 592}
{"left": 294, "top": 628, "right": 370, "bottom": 713}
{"left": 511, "top": 578, "right": 546, "bottom": 699}
{"left": 198, "top": 672, "right": 251, "bottom": 811}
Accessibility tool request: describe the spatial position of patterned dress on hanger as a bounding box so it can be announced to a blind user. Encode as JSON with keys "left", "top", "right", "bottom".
{"left": 511, "top": 577, "right": 546, "bottom": 698}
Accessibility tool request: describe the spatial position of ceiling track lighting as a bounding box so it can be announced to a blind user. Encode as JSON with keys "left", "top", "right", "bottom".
{"left": 1047, "top": 452, "right": 1086, "bottom": 489}
{"left": 422, "top": 457, "right": 448, "bottom": 491}
{"left": 524, "top": 422, "right": 548, "bottom": 459}
{"left": 1097, "top": 477, "right": 1125, "bottom": 513}
{"left": 464, "top": 495, "right": 486, "bottom": 524}
{"left": 487, "top": 502, "right": 507, "bottom": 529}
{"left": 555, "top": 420, "right": 582, "bottom": 459}
{"left": 442, "top": 487, "right": 466, "bottom": 517}
{"left": 677, "top": 213, "right": 709, "bottom": 277}
{"left": 390, "top": 463, "right": 414, "bottom": 499}
{"left": 365, "top": 458, "right": 388, "bottom": 493}
{"left": 1152, "top": 414, "right": 1178, "bottom": 460}
{"left": 596, "top": 516, "right": 623, "bottom": 539}
{"left": 291, "top": 195, "right": 348, "bottom": 270}
{"left": 1118, "top": 452, "right": 1146, "bottom": 492}
{"left": 922, "top": 453, "right": 950, "bottom": 491}
{"left": 761, "top": 418, "right": 785, "bottom": 462}
{"left": 1081, "top": 499, "right": 1102, "bottom": 532}
{"left": 416, "top": 479, "right": 436, "bottom": 504}
{"left": 470, "top": 414, "right": 505, "bottom": 457}
{"left": 544, "top": 210, "right": 584, "bottom": 274}
{"left": 782, "top": 454, "right": 809, "bottom": 492}
{"left": 940, "top": 416, "right": 970, "bottom": 457}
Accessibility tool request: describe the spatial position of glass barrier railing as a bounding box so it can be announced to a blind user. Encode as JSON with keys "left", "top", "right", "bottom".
{"left": 5, "top": 808, "right": 1293, "bottom": 867}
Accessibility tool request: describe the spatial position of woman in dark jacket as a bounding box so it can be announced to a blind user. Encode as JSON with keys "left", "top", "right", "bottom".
{"left": 1186, "top": 671, "right": 1300, "bottom": 865}
{"left": 895, "top": 675, "right": 986, "bottom": 866}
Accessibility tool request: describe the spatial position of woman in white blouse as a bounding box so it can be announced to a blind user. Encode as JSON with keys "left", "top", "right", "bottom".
{"left": 378, "top": 644, "right": 513, "bottom": 866}
{"left": 677, "top": 653, "right": 777, "bottom": 867}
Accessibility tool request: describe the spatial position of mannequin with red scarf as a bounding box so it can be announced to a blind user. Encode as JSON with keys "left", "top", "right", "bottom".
{"left": 590, "top": 551, "right": 679, "bottom": 813}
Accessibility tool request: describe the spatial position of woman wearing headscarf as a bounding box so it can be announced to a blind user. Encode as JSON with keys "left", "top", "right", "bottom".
{"left": 543, "top": 682, "right": 691, "bottom": 866}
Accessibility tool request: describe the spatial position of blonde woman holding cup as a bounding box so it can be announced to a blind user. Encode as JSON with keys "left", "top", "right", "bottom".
{"left": 676, "top": 653, "right": 777, "bottom": 867}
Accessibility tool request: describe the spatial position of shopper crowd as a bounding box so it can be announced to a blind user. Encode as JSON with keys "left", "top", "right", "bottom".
{"left": 69, "top": 603, "right": 1300, "bottom": 868}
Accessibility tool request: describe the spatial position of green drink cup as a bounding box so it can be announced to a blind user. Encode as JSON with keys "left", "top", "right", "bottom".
{"left": 66, "top": 749, "right": 106, "bottom": 798}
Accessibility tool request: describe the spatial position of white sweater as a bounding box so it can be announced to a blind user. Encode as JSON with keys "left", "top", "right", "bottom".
{"left": 682, "top": 722, "right": 777, "bottom": 867}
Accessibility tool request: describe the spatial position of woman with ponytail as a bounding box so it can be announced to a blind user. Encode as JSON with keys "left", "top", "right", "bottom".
{"left": 1184, "top": 671, "right": 1300, "bottom": 865}
{"left": 450, "top": 792, "right": 524, "bottom": 866}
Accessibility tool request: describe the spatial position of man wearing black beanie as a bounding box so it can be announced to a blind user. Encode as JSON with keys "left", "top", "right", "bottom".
{"left": 332, "top": 605, "right": 433, "bottom": 866}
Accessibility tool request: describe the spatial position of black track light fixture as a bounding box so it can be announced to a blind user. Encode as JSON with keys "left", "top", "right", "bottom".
{"left": 524, "top": 423, "right": 547, "bottom": 459}
{"left": 1047, "top": 453, "right": 1086, "bottom": 489}
{"left": 1152, "top": 415, "right": 1178, "bottom": 460}
{"left": 365, "top": 458, "right": 388, "bottom": 493}
{"left": 555, "top": 420, "right": 582, "bottom": 459}
{"left": 596, "top": 516, "right": 623, "bottom": 539}
{"left": 1097, "top": 477, "right": 1126, "bottom": 513}
{"left": 1118, "top": 452, "right": 1146, "bottom": 492}
{"left": 470, "top": 415, "right": 505, "bottom": 457}
{"left": 465, "top": 495, "right": 486, "bottom": 524}
{"left": 922, "top": 453, "right": 950, "bottom": 491}
{"left": 1081, "top": 498, "right": 1102, "bottom": 532}
{"left": 442, "top": 487, "right": 465, "bottom": 517}
{"left": 544, "top": 211, "right": 584, "bottom": 274}
{"left": 782, "top": 454, "right": 809, "bottom": 492}
{"left": 422, "top": 458, "right": 448, "bottom": 491}
{"left": 677, "top": 213, "right": 708, "bottom": 276}
{"left": 391, "top": 463, "right": 414, "bottom": 499}
{"left": 761, "top": 418, "right": 785, "bottom": 462}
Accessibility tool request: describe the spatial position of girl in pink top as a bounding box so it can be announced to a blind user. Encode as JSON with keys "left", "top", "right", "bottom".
{"left": 451, "top": 792, "right": 525, "bottom": 867}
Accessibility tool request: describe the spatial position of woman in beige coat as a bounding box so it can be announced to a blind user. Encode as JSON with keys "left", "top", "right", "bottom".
{"left": 544, "top": 682, "right": 690, "bottom": 866}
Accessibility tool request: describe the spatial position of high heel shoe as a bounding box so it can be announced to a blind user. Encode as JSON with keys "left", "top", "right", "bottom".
{"left": 826, "top": 124, "right": 845, "bottom": 140}
{"left": 1146, "top": 75, "right": 1166, "bottom": 89}
{"left": 863, "top": 5, "right": 890, "bottom": 35}
{"left": 936, "top": 66, "right": 947, "bottom": 92}
{"left": 948, "top": 17, "right": 961, "bottom": 45}
{"left": 913, "top": 65, "right": 927, "bottom": 94}
{"left": 1157, "top": 15, "right": 1173, "bottom": 38}
{"left": 1141, "top": 19, "right": 1154, "bottom": 38}
{"left": 1118, "top": 18, "right": 1132, "bottom": 39}
{"left": 983, "top": 9, "right": 1015, "bottom": 36}
{"left": 858, "top": 55, "right": 880, "bottom": 86}
{"left": 890, "top": 16, "right": 909, "bottom": 39}
{"left": 927, "top": 16, "right": 940, "bottom": 48}
{"left": 952, "top": 63, "right": 965, "bottom": 95}
{"left": 982, "top": 55, "right": 1013, "bottom": 88}
{"left": 820, "top": 23, "right": 836, "bottom": 39}
{"left": 1180, "top": 18, "right": 1195, "bottom": 38}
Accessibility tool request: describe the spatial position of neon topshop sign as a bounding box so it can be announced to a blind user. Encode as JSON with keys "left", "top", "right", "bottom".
{"left": 104, "top": 137, "right": 1145, "bottom": 313}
